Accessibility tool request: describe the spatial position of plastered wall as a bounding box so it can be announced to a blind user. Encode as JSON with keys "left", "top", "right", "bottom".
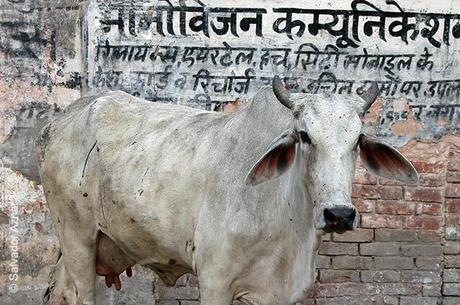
{"left": 0, "top": 1, "right": 459, "bottom": 304}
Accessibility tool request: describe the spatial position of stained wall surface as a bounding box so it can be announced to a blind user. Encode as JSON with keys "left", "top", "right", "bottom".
{"left": 0, "top": 1, "right": 459, "bottom": 304}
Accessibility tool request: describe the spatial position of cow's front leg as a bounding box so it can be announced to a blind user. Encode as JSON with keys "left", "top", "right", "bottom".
{"left": 199, "top": 281, "right": 234, "bottom": 305}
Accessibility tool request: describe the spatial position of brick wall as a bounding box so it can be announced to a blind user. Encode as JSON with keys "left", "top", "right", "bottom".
{"left": 305, "top": 137, "right": 460, "bottom": 305}
{"left": 153, "top": 137, "right": 460, "bottom": 305}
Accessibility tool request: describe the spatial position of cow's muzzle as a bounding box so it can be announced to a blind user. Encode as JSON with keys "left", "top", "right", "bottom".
{"left": 322, "top": 207, "right": 356, "bottom": 233}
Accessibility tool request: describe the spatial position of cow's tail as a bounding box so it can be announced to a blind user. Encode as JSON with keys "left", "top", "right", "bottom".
{"left": 43, "top": 251, "right": 76, "bottom": 305}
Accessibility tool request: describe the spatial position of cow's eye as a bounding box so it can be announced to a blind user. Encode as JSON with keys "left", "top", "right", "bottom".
{"left": 299, "top": 130, "right": 311, "bottom": 144}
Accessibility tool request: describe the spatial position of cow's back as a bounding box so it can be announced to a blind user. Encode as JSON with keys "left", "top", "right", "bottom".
{"left": 37, "top": 91, "right": 232, "bottom": 273}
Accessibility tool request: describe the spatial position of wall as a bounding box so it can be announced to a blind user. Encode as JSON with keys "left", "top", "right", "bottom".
{"left": 308, "top": 136, "right": 460, "bottom": 305}
{"left": 83, "top": 0, "right": 460, "bottom": 146}
{"left": 0, "top": 0, "right": 83, "bottom": 180}
{"left": 0, "top": 1, "right": 83, "bottom": 303}
{"left": 0, "top": 0, "right": 459, "bottom": 305}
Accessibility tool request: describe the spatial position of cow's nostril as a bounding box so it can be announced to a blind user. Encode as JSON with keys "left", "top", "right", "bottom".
{"left": 323, "top": 207, "right": 356, "bottom": 232}
{"left": 348, "top": 209, "right": 356, "bottom": 224}
{"left": 324, "top": 208, "right": 337, "bottom": 223}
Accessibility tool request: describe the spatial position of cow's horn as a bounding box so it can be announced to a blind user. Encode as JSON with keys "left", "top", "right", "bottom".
{"left": 359, "top": 82, "right": 380, "bottom": 117}
{"left": 273, "top": 76, "right": 293, "bottom": 109}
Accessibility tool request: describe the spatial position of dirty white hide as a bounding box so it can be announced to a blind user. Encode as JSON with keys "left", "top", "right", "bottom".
{"left": 37, "top": 82, "right": 418, "bottom": 305}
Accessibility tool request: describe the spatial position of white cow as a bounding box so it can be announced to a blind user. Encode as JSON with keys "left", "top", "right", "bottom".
{"left": 38, "top": 77, "right": 418, "bottom": 305}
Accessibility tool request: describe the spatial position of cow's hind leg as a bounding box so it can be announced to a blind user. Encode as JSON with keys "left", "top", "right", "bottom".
{"left": 57, "top": 222, "right": 98, "bottom": 305}
{"left": 44, "top": 253, "right": 77, "bottom": 305}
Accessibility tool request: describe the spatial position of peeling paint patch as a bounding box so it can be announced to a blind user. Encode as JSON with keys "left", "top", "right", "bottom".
{"left": 362, "top": 99, "right": 384, "bottom": 125}
{"left": 390, "top": 100, "right": 423, "bottom": 137}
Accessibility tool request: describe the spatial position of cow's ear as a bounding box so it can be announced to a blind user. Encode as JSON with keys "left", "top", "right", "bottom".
{"left": 245, "top": 130, "right": 298, "bottom": 186}
{"left": 359, "top": 134, "right": 419, "bottom": 185}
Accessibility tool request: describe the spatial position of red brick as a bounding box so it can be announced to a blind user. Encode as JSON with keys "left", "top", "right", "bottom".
{"left": 353, "top": 185, "right": 403, "bottom": 200}
{"left": 361, "top": 214, "right": 402, "bottom": 228}
{"left": 445, "top": 269, "right": 460, "bottom": 284}
{"left": 448, "top": 150, "right": 460, "bottom": 171}
{"left": 446, "top": 226, "right": 460, "bottom": 241}
{"left": 381, "top": 186, "right": 404, "bottom": 200}
{"left": 444, "top": 242, "right": 460, "bottom": 255}
{"left": 332, "top": 256, "right": 373, "bottom": 269}
{"left": 352, "top": 184, "right": 382, "bottom": 199}
{"left": 443, "top": 283, "right": 460, "bottom": 296}
{"left": 444, "top": 297, "right": 460, "bottom": 305}
{"left": 353, "top": 166, "right": 378, "bottom": 185}
{"left": 187, "top": 275, "right": 199, "bottom": 287}
{"left": 411, "top": 160, "right": 446, "bottom": 174}
{"left": 351, "top": 184, "right": 360, "bottom": 198}
{"left": 375, "top": 229, "right": 417, "bottom": 242}
{"left": 405, "top": 187, "right": 443, "bottom": 203}
{"left": 333, "top": 229, "right": 374, "bottom": 243}
{"left": 309, "top": 283, "right": 376, "bottom": 298}
{"left": 353, "top": 199, "right": 374, "bottom": 213}
{"left": 400, "top": 296, "right": 441, "bottom": 304}
{"left": 422, "top": 283, "right": 442, "bottom": 297}
{"left": 382, "top": 283, "right": 423, "bottom": 295}
{"left": 379, "top": 177, "right": 404, "bottom": 186}
{"left": 445, "top": 256, "right": 460, "bottom": 268}
{"left": 445, "top": 214, "right": 459, "bottom": 226}
{"left": 304, "top": 284, "right": 320, "bottom": 298}
{"left": 374, "top": 257, "right": 414, "bottom": 269}
{"left": 446, "top": 184, "right": 460, "bottom": 198}
{"left": 337, "top": 283, "right": 382, "bottom": 296}
{"left": 447, "top": 171, "right": 460, "bottom": 183}
{"left": 415, "top": 257, "right": 442, "bottom": 270}
{"left": 316, "top": 255, "right": 331, "bottom": 268}
{"left": 319, "top": 270, "right": 360, "bottom": 283}
{"left": 319, "top": 242, "right": 359, "bottom": 256}
{"left": 415, "top": 203, "right": 442, "bottom": 216}
{"left": 361, "top": 270, "right": 401, "bottom": 283}
{"left": 401, "top": 271, "right": 441, "bottom": 283}
{"left": 446, "top": 199, "right": 460, "bottom": 213}
{"left": 416, "top": 230, "right": 442, "bottom": 243}
{"left": 306, "top": 283, "right": 336, "bottom": 298}
{"left": 375, "top": 201, "right": 415, "bottom": 215}
{"left": 382, "top": 296, "right": 399, "bottom": 305}
{"left": 403, "top": 216, "right": 442, "bottom": 230}
{"left": 360, "top": 242, "right": 400, "bottom": 256}
{"left": 419, "top": 173, "right": 446, "bottom": 187}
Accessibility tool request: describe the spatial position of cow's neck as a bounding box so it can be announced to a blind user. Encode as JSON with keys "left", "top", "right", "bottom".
{"left": 232, "top": 87, "right": 322, "bottom": 252}
{"left": 273, "top": 142, "right": 322, "bottom": 298}
{"left": 222, "top": 89, "right": 322, "bottom": 297}
{"left": 284, "top": 150, "right": 321, "bottom": 246}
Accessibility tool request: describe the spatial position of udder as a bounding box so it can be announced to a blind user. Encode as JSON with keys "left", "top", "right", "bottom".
{"left": 96, "top": 232, "right": 135, "bottom": 290}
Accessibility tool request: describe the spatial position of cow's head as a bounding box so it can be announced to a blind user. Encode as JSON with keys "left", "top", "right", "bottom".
{"left": 245, "top": 76, "right": 418, "bottom": 233}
